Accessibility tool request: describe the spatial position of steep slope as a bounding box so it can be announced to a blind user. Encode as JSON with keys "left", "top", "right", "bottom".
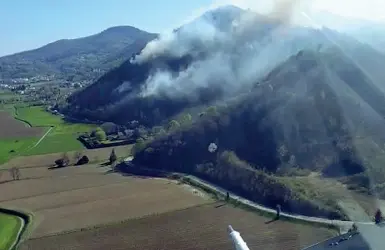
{"left": 65, "top": 6, "right": 385, "bottom": 125}
{"left": 130, "top": 49, "right": 385, "bottom": 218}
{"left": 135, "top": 49, "right": 385, "bottom": 174}
{"left": 0, "top": 26, "right": 157, "bottom": 81}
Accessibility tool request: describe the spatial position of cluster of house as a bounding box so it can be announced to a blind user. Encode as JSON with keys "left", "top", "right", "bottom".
{"left": 0, "top": 75, "right": 53, "bottom": 85}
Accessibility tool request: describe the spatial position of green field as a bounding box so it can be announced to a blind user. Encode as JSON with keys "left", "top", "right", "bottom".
{"left": 0, "top": 90, "right": 20, "bottom": 101}
{"left": 0, "top": 138, "right": 39, "bottom": 165}
{"left": 0, "top": 106, "right": 96, "bottom": 164}
{"left": 0, "top": 213, "right": 22, "bottom": 250}
{"left": 16, "top": 106, "right": 62, "bottom": 126}
{"left": 16, "top": 106, "right": 96, "bottom": 156}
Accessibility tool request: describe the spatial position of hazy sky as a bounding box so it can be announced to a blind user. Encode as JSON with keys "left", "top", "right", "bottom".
{"left": 0, "top": 0, "right": 384, "bottom": 56}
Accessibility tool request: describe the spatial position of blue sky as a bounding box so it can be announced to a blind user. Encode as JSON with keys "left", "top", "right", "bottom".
{"left": 1, "top": 0, "right": 384, "bottom": 57}
{"left": 0, "top": 0, "right": 212, "bottom": 56}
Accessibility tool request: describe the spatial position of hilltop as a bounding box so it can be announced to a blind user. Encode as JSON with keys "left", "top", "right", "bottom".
{"left": 0, "top": 26, "right": 157, "bottom": 81}
{"left": 59, "top": 5, "right": 385, "bottom": 218}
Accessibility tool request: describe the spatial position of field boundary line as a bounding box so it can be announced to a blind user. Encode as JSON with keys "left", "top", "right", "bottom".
{"left": 8, "top": 217, "right": 24, "bottom": 250}
{"left": 12, "top": 106, "right": 33, "bottom": 128}
{"left": 28, "top": 202, "right": 217, "bottom": 240}
{"left": 0, "top": 171, "right": 108, "bottom": 185}
{"left": 34, "top": 182, "right": 186, "bottom": 213}
{"left": 0, "top": 208, "right": 31, "bottom": 250}
{"left": 0, "top": 179, "right": 132, "bottom": 203}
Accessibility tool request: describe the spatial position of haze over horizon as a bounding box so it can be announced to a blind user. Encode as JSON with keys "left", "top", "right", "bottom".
{"left": 1, "top": 0, "right": 384, "bottom": 57}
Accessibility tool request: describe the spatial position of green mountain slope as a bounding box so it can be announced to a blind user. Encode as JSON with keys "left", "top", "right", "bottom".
{"left": 0, "top": 26, "right": 157, "bottom": 81}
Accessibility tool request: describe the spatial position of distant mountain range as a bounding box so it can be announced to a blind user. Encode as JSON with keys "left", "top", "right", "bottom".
{"left": 310, "top": 11, "right": 385, "bottom": 53}
{"left": 0, "top": 26, "right": 157, "bottom": 81}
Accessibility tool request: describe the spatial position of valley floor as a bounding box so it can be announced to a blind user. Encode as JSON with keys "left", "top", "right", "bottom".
{"left": 22, "top": 203, "right": 333, "bottom": 250}
{"left": 0, "top": 154, "right": 336, "bottom": 250}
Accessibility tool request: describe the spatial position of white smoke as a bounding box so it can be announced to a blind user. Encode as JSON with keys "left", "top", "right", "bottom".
{"left": 132, "top": 0, "right": 310, "bottom": 98}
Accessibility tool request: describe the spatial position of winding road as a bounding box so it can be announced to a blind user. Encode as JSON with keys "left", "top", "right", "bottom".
{"left": 181, "top": 175, "right": 385, "bottom": 249}
{"left": 181, "top": 175, "right": 374, "bottom": 231}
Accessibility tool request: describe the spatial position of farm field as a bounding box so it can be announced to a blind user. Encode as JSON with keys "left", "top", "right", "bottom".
{"left": 0, "top": 105, "right": 96, "bottom": 164}
{"left": 15, "top": 106, "right": 96, "bottom": 156}
{"left": 0, "top": 163, "right": 210, "bottom": 239}
{"left": 21, "top": 203, "right": 335, "bottom": 250}
{"left": 0, "top": 110, "right": 44, "bottom": 164}
{"left": 0, "top": 212, "right": 22, "bottom": 250}
{"left": 0, "top": 111, "right": 43, "bottom": 139}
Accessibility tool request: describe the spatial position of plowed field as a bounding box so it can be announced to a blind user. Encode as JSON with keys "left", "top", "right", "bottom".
{"left": 22, "top": 203, "right": 334, "bottom": 250}
{"left": 0, "top": 164, "right": 210, "bottom": 238}
{"left": 0, "top": 111, "right": 43, "bottom": 139}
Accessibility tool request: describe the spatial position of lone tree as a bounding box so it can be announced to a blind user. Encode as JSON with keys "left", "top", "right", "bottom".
{"left": 9, "top": 167, "right": 20, "bottom": 181}
{"left": 109, "top": 148, "right": 117, "bottom": 164}
{"left": 94, "top": 127, "right": 107, "bottom": 142}
{"left": 74, "top": 151, "right": 83, "bottom": 162}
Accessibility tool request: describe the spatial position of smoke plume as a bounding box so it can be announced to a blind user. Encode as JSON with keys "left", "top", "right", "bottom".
{"left": 131, "top": 0, "right": 308, "bottom": 98}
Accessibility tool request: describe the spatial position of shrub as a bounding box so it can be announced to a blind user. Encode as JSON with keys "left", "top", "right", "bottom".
{"left": 76, "top": 155, "right": 89, "bottom": 165}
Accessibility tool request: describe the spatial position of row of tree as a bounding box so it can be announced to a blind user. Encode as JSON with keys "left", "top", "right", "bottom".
{"left": 54, "top": 149, "right": 117, "bottom": 168}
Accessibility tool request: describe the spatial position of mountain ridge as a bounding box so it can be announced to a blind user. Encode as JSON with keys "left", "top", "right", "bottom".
{"left": 64, "top": 6, "right": 385, "bottom": 126}
{"left": 0, "top": 26, "right": 158, "bottom": 81}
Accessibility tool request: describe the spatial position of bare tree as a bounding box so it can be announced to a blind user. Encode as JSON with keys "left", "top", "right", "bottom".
{"left": 109, "top": 148, "right": 117, "bottom": 165}
{"left": 9, "top": 167, "right": 21, "bottom": 181}
{"left": 74, "top": 151, "right": 83, "bottom": 162}
{"left": 15, "top": 168, "right": 20, "bottom": 180}
{"left": 111, "top": 161, "right": 117, "bottom": 172}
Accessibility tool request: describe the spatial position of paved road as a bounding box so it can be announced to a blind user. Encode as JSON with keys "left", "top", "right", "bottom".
{"left": 183, "top": 175, "right": 375, "bottom": 231}
{"left": 303, "top": 231, "right": 369, "bottom": 250}
{"left": 125, "top": 163, "right": 384, "bottom": 249}
{"left": 183, "top": 175, "right": 385, "bottom": 249}
{"left": 303, "top": 223, "right": 385, "bottom": 250}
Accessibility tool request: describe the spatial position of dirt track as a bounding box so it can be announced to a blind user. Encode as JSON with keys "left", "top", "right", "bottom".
{"left": 0, "top": 111, "right": 43, "bottom": 139}
{"left": 22, "top": 203, "right": 334, "bottom": 250}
